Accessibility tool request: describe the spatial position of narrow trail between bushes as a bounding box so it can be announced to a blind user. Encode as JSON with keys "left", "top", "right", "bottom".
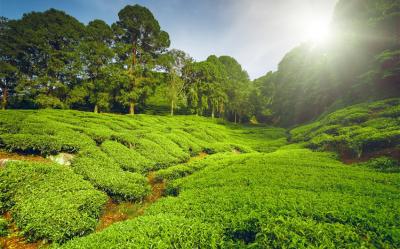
{"left": 0, "top": 212, "right": 44, "bottom": 249}
{"left": 0, "top": 151, "right": 50, "bottom": 166}
{"left": 96, "top": 152, "right": 208, "bottom": 232}
{"left": 0, "top": 152, "right": 51, "bottom": 249}
{"left": 0, "top": 151, "right": 211, "bottom": 247}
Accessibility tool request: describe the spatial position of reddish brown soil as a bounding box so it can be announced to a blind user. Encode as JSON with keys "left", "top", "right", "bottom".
{"left": 96, "top": 152, "right": 209, "bottom": 231}
{"left": 0, "top": 213, "right": 45, "bottom": 249}
{"left": 96, "top": 172, "right": 167, "bottom": 232}
{"left": 0, "top": 151, "right": 50, "bottom": 164}
{"left": 341, "top": 147, "right": 400, "bottom": 164}
{"left": 1, "top": 152, "right": 207, "bottom": 246}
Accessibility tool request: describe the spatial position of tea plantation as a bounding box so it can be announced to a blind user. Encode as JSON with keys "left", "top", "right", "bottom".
{"left": 0, "top": 98, "right": 399, "bottom": 248}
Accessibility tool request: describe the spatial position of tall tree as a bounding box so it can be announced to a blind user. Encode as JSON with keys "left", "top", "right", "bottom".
{"left": 159, "top": 49, "right": 192, "bottom": 115}
{"left": 0, "top": 17, "right": 18, "bottom": 110}
{"left": 10, "top": 9, "right": 86, "bottom": 108}
{"left": 69, "top": 20, "right": 114, "bottom": 113}
{"left": 113, "top": 4, "right": 170, "bottom": 114}
{"left": 218, "top": 56, "right": 250, "bottom": 122}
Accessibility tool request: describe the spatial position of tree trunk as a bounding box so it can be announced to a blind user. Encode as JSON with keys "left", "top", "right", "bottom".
{"left": 234, "top": 111, "right": 237, "bottom": 124}
{"left": 170, "top": 100, "right": 174, "bottom": 116}
{"left": 1, "top": 87, "right": 7, "bottom": 110}
{"left": 94, "top": 104, "right": 98, "bottom": 113}
{"left": 129, "top": 102, "right": 135, "bottom": 115}
{"left": 132, "top": 42, "right": 137, "bottom": 69}
{"left": 211, "top": 106, "right": 215, "bottom": 119}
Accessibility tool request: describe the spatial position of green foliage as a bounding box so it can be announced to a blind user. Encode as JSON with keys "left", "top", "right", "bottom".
{"left": 100, "top": 140, "right": 153, "bottom": 173}
{"left": 60, "top": 148, "right": 400, "bottom": 248}
{"left": 57, "top": 215, "right": 224, "bottom": 249}
{"left": 291, "top": 98, "right": 400, "bottom": 157}
{"left": 72, "top": 146, "right": 150, "bottom": 201}
{"left": 0, "top": 218, "right": 8, "bottom": 236}
{"left": 153, "top": 153, "right": 233, "bottom": 182}
{"left": 358, "top": 156, "right": 400, "bottom": 173}
{"left": 0, "top": 161, "right": 108, "bottom": 243}
{"left": 0, "top": 109, "right": 271, "bottom": 202}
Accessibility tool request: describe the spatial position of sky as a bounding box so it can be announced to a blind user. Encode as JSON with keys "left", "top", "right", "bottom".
{"left": 0, "top": 0, "right": 338, "bottom": 79}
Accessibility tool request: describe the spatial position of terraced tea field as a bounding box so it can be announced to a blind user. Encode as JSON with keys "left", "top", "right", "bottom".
{"left": 0, "top": 98, "right": 399, "bottom": 248}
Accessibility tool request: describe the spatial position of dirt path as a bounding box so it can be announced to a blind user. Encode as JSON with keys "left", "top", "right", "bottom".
{"left": 0, "top": 213, "right": 45, "bottom": 249}
{"left": 96, "top": 152, "right": 208, "bottom": 232}
{"left": 96, "top": 172, "right": 167, "bottom": 232}
{"left": 0, "top": 151, "right": 208, "bottom": 247}
{"left": 0, "top": 151, "right": 50, "bottom": 166}
{"left": 0, "top": 152, "right": 50, "bottom": 249}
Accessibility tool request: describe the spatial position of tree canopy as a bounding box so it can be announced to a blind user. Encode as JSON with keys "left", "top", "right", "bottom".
{"left": 0, "top": 1, "right": 399, "bottom": 125}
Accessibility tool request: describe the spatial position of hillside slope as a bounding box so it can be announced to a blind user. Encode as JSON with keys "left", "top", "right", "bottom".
{"left": 0, "top": 99, "right": 399, "bottom": 248}
{"left": 0, "top": 110, "right": 286, "bottom": 243}
{"left": 60, "top": 148, "right": 400, "bottom": 248}
{"left": 291, "top": 98, "right": 400, "bottom": 161}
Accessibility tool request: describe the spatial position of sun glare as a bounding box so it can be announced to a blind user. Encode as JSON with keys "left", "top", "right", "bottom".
{"left": 305, "top": 22, "right": 330, "bottom": 44}
{"left": 306, "top": 23, "right": 329, "bottom": 44}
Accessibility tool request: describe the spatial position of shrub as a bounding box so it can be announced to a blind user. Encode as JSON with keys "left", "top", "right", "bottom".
{"left": 0, "top": 218, "right": 8, "bottom": 236}
{"left": 0, "top": 134, "right": 64, "bottom": 155}
{"left": 358, "top": 157, "right": 400, "bottom": 173}
{"left": 291, "top": 98, "right": 400, "bottom": 156}
{"left": 100, "top": 140, "right": 154, "bottom": 173}
{"left": 72, "top": 147, "right": 151, "bottom": 201}
{"left": 0, "top": 161, "right": 108, "bottom": 243}
{"left": 57, "top": 215, "right": 225, "bottom": 249}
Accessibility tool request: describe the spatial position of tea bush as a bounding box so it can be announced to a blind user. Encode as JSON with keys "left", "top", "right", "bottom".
{"left": 100, "top": 140, "right": 154, "bottom": 173}
{"left": 0, "top": 109, "right": 289, "bottom": 245}
{"left": 291, "top": 98, "right": 400, "bottom": 157}
{"left": 0, "top": 218, "right": 7, "bottom": 236}
{"left": 358, "top": 156, "right": 400, "bottom": 173}
{"left": 72, "top": 146, "right": 150, "bottom": 201}
{"left": 57, "top": 214, "right": 225, "bottom": 249}
{"left": 0, "top": 161, "right": 108, "bottom": 243}
{"left": 59, "top": 148, "right": 400, "bottom": 248}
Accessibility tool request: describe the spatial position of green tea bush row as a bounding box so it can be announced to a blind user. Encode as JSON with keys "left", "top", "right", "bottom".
{"left": 291, "top": 98, "right": 400, "bottom": 157}
{"left": 0, "top": 161, "right": 108, "bottom": 243}
{"left": 72, "top": 147, "right": 150, "bottom": 201}
{"left": 153, "top": 153, "right": 234, "bottom": 182}
{"left": 100, "top": 140, "right": 154, "bottom": 173}
{"left": 58, "top": 214, "right": 225, "bottom": 249}
{"left": 60, "top": 148, "right": 400, "bottom": 247}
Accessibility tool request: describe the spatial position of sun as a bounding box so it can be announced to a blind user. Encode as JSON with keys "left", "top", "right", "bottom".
{"left": 304, "top": 21, "right": 331, "bottom": 45}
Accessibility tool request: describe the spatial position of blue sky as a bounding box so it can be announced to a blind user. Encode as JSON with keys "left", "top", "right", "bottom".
{"left": 0, "top": 0, "right": 337, "bottom": 79}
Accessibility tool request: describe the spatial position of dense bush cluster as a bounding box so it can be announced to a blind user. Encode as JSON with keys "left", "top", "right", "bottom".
{"left": 358, "top": 157, "right": 400, "bottom": 173}
{"left": 1, "top": 98, "right": 399, "bottom": 247}
{"left": 0, "top": 161, "right": 107, "bottom": 242}
{"left": 0, "top": 218, "right": 7, "bottom": 236}
{"left": 59, "top": 148, "right": 400, "bottom": 248}
{"left": 56, "top": 214, "right": 225, "bottom": 249}
{"left": 291, "top": 98, "right": 400, "bottom": 157}
{"left": 0, "top": 109, "right": 263, "bottom": 202}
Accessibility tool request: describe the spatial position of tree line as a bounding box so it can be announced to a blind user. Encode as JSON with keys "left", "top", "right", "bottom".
{"left": 0, "top": 5, "right": 260, "bottom": 123}
{"left": 1, "top": 1, "right": 399, "bottom": 126}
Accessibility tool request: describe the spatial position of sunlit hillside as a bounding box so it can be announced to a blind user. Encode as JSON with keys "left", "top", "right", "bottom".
{"left": 0, "top": 0, "right": 399, "bottom": 248}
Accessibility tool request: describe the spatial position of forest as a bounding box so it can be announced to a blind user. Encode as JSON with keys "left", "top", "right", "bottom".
{"left": 0, "top": 0, "right": 399, "bottom": 248}
{"left": 1, "top": 1, "right": 398, "bottom": 126}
